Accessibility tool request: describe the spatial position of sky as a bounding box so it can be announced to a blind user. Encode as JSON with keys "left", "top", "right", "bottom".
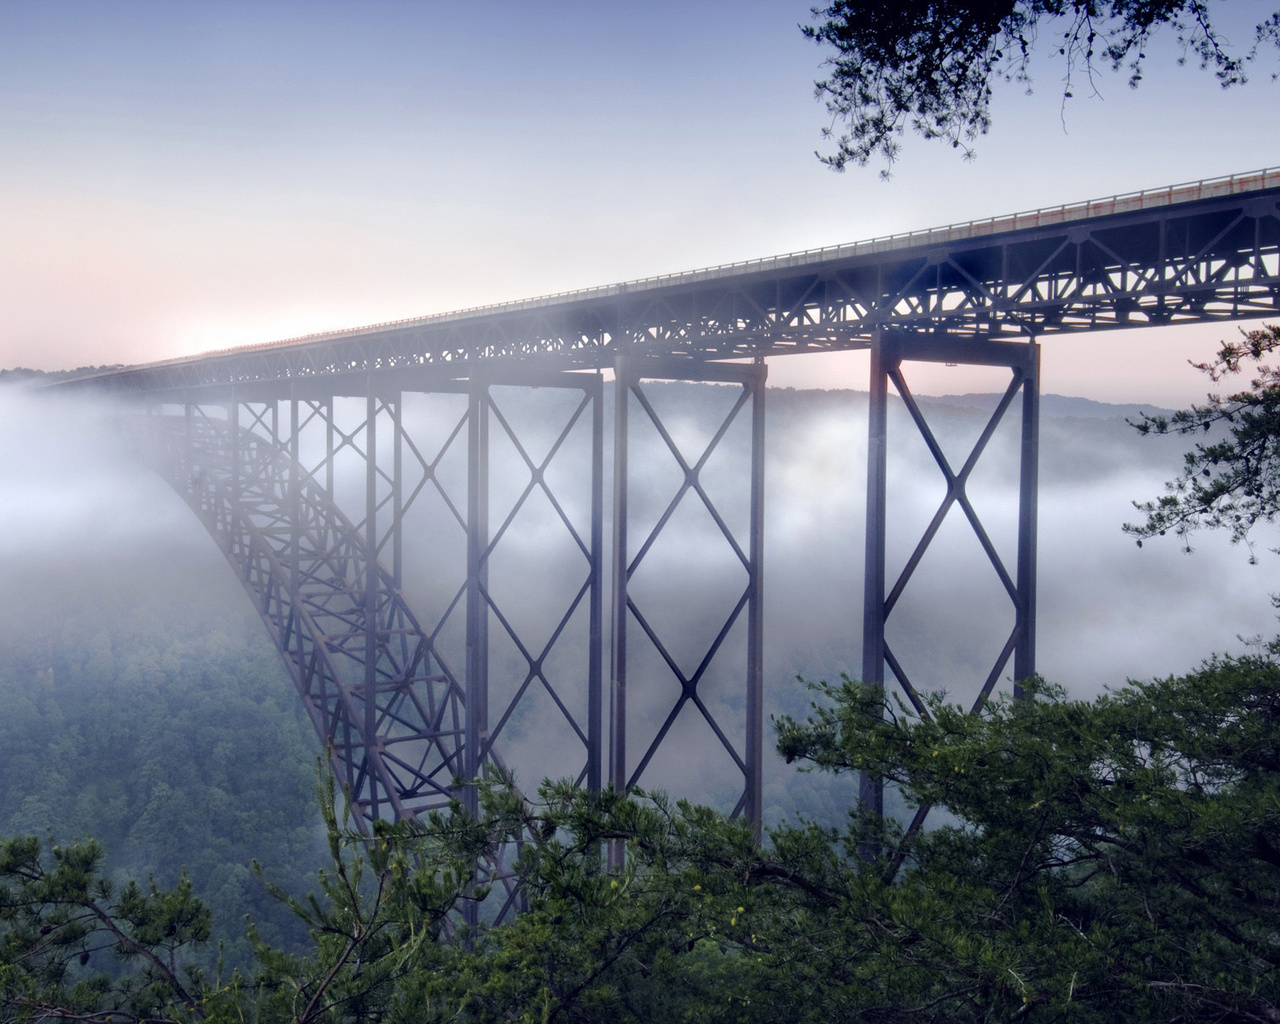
{"left": 1, "top": 0, "right": 1278, "bottom": 403}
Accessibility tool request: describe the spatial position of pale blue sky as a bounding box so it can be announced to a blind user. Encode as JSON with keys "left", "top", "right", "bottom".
{"left": 2, "top": 0, "right": 1277, "bottom": 402}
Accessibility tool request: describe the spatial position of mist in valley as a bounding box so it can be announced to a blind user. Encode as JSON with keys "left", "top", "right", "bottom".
{"left": 1, "top": 370, "right": 1276, "bottom": 863}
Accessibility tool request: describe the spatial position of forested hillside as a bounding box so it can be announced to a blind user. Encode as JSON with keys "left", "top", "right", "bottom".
{"left": 0, "top": 388, "right": 330, "bottom": 966}
{"left": 0, "top": 575, "right": 326, "bottom": 966}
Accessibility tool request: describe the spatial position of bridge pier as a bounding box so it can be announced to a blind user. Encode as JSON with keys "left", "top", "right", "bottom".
{"left": 609, "top": 355, "right": 766, "bottom": 830}
{"left": 448, "top": 366, "right": 608, "bottom": 811}
{"left": 861, "top": 332, "right": 1040, "bottom": 824}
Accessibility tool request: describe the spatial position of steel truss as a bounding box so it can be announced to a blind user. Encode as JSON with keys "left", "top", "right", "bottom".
{"left": 75, "top": 171, "right": 1280, "bottom": 395}
{"left": 861, "top": 332, "right": 1039, "bottom": 830}
{"left": 139, "top": 355, "right": 770, "bottom": 838}
{"left": 153, "top": 398, "right": 466, "bottom": 829}
{"left": 146, "top": 369, "right": 604, "bottom": 854}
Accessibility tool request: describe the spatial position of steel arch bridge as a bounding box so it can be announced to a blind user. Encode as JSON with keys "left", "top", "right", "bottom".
{"left": 58, "top": 167, "right": 1280, "bottom": 840}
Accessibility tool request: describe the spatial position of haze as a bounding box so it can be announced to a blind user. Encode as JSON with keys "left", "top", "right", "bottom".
{"left": 4, "top": 381, "right": 1277, "bottom": 822}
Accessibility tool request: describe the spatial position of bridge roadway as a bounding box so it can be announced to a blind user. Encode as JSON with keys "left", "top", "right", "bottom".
{"left": 57, "top": 168, "right": 1280, "bottom": 869}
{"left": 69, "top": 166, "right": 1280, "bottom": 394}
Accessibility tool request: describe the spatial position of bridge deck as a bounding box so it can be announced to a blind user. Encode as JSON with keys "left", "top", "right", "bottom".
{"left": 59, "top": 166, "right": 1280, "bottom": 395}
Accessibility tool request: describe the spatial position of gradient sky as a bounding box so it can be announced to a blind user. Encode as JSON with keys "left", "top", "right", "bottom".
{"left": 2, "top": 0, "right": 1277, "bottom": 403}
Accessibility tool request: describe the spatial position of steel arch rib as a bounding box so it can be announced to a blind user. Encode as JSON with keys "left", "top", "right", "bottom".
{"left": 153, "top": 413, "right": 475, "bottom": 830}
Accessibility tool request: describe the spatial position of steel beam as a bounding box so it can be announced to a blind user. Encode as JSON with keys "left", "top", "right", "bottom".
{"left": 609, "top": 354, "right": 630, "bottom": 799}
{"left": 465, "top": 375, "right": 490, "bottom": 817}
{"left": 860, "top": 333, "right": 887, "bottom": 819}
{"left": 1015, "top": 346, "right": 1040, "bottom": 691}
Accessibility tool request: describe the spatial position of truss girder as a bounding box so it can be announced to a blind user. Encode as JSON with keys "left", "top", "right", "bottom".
{"left": 73, "top": 182, "right": 1280, "bottom": 397}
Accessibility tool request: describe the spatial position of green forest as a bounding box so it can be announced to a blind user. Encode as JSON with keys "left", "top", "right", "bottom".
{"left": 0, "top": 594, "right": 327, "bottom": 970}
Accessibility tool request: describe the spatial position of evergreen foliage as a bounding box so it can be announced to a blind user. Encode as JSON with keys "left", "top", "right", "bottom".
{"left": 6, "top": 655, "right": 1280, "bottom": 1022}
{"left": 1129, "top": 324, "right": 1280, "bottom": 557}
{"left": 805, "top": 1, "right": 1280, "bottom": 171}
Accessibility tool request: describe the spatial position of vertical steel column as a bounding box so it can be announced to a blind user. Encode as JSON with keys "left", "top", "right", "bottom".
{"left": 745, "top": 357, "right": 767, "bottom": 835}
{"left": 609, "top": 355, "right": 630, "bottom": 798}
{"left": 228, "top": 395, "right": 241, "bottom": 556}
{"left": 465, "top": 374, "right": 490, "bottom": 815}
{"left": 364, "top": 386, "right": 380, "bottom": 821}
{"left": 287, "top": 392, "right": 301, "bottom": 652}
{"left": 860, "top": 332, "right": 888, "bottom": 818}
{"left": 463, "top": 375, "right": 491, "bottom": 932}
{"left": 588, "top": 374, "right": 604, "bottom": 793}
{"left": 1014, "top": 341, "right": 1041, "bottom": 692}
{"left": 325, "top": 399, "right": 335, "bottom": 502}
{"left": 392, "top": 393, "right": 403, "bottom": 590}
{"left": 184, "top": 400, "right": 193, "bottom": 481}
